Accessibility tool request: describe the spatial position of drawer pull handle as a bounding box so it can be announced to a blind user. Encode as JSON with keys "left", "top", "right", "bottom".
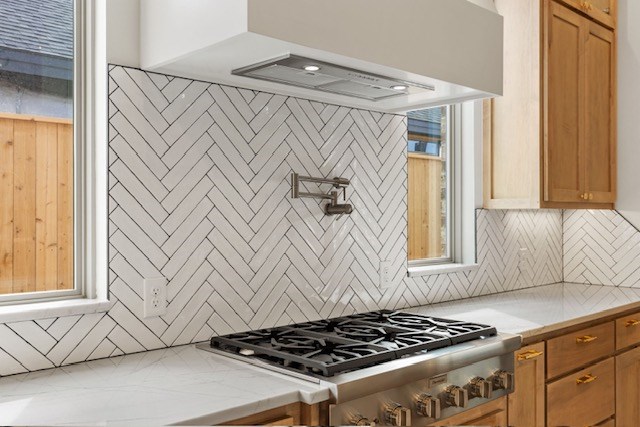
{"left": 576, "top": 335, "right": 598, "bottom": 344}
{"left": 576, "top": 374, "right": 597, "bottom": 385}
{"left": 626, "top": 319, "right": 640, "bottom": 327}
{"left": 517, "top": 350, "right": 544, "bottom": 361}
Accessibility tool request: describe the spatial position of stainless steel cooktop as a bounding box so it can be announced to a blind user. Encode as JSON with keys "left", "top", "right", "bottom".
{"left": 198, "top": 310, "right": 520, "bottom": 425}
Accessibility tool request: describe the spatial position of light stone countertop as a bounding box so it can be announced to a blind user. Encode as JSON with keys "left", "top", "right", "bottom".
{"left": 2, "top": 282, "right": 640, "bottom": 426}
{"left": 0, "top": 344, "right": 330, "bottom": 426}
{"left": 409, "top": 282, "right": 640, "bottom": 342}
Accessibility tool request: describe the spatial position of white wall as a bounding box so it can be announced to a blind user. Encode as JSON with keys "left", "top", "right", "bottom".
{"left": 616, "top": 0, "right": 640, "bottom": 228}
{"left": 106, "top": 0, "right": 140, "bottom": 67}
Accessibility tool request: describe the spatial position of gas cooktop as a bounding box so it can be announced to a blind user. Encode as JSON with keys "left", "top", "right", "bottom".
{"left": 206, "top": 310, "right": 497, "bottom": 377}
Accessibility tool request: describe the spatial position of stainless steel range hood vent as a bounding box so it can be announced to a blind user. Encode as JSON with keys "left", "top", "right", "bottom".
{"left": 232, "top": 55, "right": 435, "bottom": 102}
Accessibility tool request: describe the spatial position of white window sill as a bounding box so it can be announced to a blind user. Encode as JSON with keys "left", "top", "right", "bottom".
{"left": 408, "top": 263, "right": 479, "bottom": 278}
{"left": 0, "top": 298, "right": 111, "bottom": 324}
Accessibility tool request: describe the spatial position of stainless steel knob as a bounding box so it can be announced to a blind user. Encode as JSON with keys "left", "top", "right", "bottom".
{"left": 350, "top": 414, "right": 376, "bottom": 426}
{"left": 492, "top": 370, "right": 515, "bottom": 391}
{"left": 469, "top": 376, "right": 493, "bottom": 399}
{"left": 383, "top": 403, "right": 412, "bottom": 426}
{"left": 416, "top": 393, "right": 441, "bottom": 419}
{"left": 443, "top": 385, "right": 468, "bottom": 408}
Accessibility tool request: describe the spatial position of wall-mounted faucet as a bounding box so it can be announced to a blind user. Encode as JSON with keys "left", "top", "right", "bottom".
{"left": 291, "top": 172, "right": 353, "bottom": 216}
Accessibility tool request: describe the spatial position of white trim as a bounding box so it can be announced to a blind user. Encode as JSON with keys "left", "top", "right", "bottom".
{"left": 406, "top": 100, "right": 479, "bottom": 276}
{"left": 0, "top": 1, "right": 109, "bottom": 311}
{"left": 0, "top": 298, "right": 110, "bottom": 324}
{"left": 408, "top": 263, "right": 479, "bottom": 277}
{"left": 459, "top": 100, "right": 482, "bottom": 265}
{"left": 86, "top": 0, "right": 109, "bottom": 303}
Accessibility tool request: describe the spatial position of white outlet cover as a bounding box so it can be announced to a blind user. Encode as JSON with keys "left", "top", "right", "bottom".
{"left": 380, "top": 261, "right": 393, "bottom": 289}
{"left": 143, "top": 278, "right": 167, "bottom": 318}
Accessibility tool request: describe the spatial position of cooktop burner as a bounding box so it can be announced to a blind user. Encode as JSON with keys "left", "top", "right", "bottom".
{"left": 209, "top": 310, "right": 497, "bottom": 377}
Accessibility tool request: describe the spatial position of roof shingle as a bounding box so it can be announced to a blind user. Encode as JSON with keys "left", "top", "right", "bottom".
{"left": 0, "top": 0, "right": 73, "bottom": 58}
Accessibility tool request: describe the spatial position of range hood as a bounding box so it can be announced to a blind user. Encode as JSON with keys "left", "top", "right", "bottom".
{"left": 140, "top": 0, "right": 504, "bottom": 113}
{"left": 233, "top": 54, "right": 435, "bottom": 102}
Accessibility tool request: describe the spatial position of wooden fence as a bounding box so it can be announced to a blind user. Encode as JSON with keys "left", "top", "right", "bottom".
{"left": 0, "top": 113, "right": 73, "bottom": 295}
{"left": 408, "top": 152, "right": 444, "bottom": 261}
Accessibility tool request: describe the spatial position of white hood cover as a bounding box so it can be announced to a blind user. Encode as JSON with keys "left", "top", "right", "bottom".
{"left": 140, "top": 0, "right": 503, "bottom": 113}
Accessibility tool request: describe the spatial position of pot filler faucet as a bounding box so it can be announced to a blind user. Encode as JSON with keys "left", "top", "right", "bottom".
{"left": 291, "top": 172, "right": 353, "bottom": 216}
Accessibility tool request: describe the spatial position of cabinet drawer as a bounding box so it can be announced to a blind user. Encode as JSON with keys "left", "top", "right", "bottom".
{"left": 547, "top": 322, "right": 614, "bottom": 378}
{"left": 547, "top": 357, "right": 615, "bottom": 427}
{"left": 616, "top": 313, "right": 640, "bottom": 350}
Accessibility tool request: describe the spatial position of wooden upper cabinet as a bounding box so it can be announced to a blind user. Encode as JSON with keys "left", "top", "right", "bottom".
{"left": 584, "top": 21, "right": 616, "bottom": 203}
{"left": 545, "top": 1, "right": 584, "bottom": 204}
{"left": 557, "top": 0, "right": 617, "bottom": 28}
{"left": 483, "top": 0, "right": 617, "bottom": 210}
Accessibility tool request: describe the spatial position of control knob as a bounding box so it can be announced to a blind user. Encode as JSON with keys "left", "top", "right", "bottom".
{"left": 383, "top": 403, "right": 412, "bottom": 426}
{"left": 443, "top": 385, "right": 468, "bottom": 408}
{"left": 492, "top": 370, "right": 515, "bottom": 391}
{"left": 468, "top": 376, "right": 493, "bottom": 399}
{"left": 349, "top": 414, "right": 376, "bottom": 426}
{"left": 415, "top": 393, "right": 441, "bottom": 419}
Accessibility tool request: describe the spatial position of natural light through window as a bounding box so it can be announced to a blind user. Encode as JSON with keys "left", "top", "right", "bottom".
{"left": 407, "top": 106, "right": 452, "bottom": 266}
{"left": 0, "top": 0, "right": 77, "bottom": 302}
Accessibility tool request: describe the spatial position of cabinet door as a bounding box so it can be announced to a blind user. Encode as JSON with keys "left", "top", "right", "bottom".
{"left": 508, "top": 342, "right": 545, "bottom": 427}
{"left": 616, "top": 346, "right": 640, "bottom": 426}
{"left": 544, "top": 0, "right": 586, "bottom": 203}
{"left": 584, "top": 21, "right": 616, "bottom": 203}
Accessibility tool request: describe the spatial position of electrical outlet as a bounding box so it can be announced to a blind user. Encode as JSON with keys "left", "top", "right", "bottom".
{"left": 518, "top": 248, "right": 530, "bottom": 268}
{"left": 380, "top": 261, "right": 393, "bottom": 289}
{"left": 143, "top": 278, "right": 167, "bottom": 318}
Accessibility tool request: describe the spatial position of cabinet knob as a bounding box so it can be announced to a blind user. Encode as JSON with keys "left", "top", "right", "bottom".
{"left": 580, "top": 193, "right": 586, "bottom": 199}
{"left": 589, "top": 193, "right": 594, "bottom": 200}
{"left": 415, "top": 394, "right": 441, "bottom": 419}
{"left": 517, "top": 349, "right": 544, "bottom": 361}
{"left": 576, "top": 335, "right": 598, "bottom": 344}
{"left": 576, "top": 373, "right": 598, "bottom": 385}
{"left": 626, "top": 319, "right": 640, "bottom": 327}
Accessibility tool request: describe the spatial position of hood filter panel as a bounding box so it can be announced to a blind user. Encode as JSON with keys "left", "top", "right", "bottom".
{"left": 232, "top": 54, "right": 434, "bottom": 102}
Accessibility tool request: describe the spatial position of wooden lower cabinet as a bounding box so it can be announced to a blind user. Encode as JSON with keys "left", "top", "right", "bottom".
{"left": 430, "top": 397, "right": 507, "bottom": 426}
{"left": 547, "top": 357, "right": 615, "bottom": 427}
{"left": 546, "top": 322, "right": 615, "bottom": 379}
{"left": 221, "top": 402, "right": 326, "bottom": 426}
{"left": 616, "top": 346, "right": 640, "bottom": 427}
{"left": 508, "top": 342, "right": 546, "bottom": 427}
{"left": 596, "top": 418, "right": 616, "bottom": 427}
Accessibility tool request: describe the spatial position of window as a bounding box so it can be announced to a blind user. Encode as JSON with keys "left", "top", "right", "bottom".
{"left": 0, "top": 0, "right": 95, "bottom": 307}
{"left": 407, "top": 102, "right": 481, "bottom": 274}
{"left": 407, "top": 106, "right": 452, "bottom": 266}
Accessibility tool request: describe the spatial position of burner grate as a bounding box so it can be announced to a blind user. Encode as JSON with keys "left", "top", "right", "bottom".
{"left": 352, "top": 310, "right": 497, "bottom": 344}
{"left": 211, "top": 328, "right": 395, "bottom": 376}
{"left": 209, "top": 310, "right": 497, "bottom": 377}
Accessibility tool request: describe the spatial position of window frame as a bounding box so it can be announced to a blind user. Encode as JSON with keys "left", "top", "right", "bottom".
{"left": 0, "top": 0, "right": 108, "bottom": 315}
{"left": 407, "top": 102, "right": 480, "bottom": 277}
{"left": 407, "top": 105, "right": 455, "bottom": 268}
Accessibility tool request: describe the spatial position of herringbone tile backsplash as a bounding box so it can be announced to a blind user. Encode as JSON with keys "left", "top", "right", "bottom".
{"left": 564, "top": 210, "right": 640, "bottom": 287}
{"left": 0, "top": 66, "right": 563, "bottom": 376}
